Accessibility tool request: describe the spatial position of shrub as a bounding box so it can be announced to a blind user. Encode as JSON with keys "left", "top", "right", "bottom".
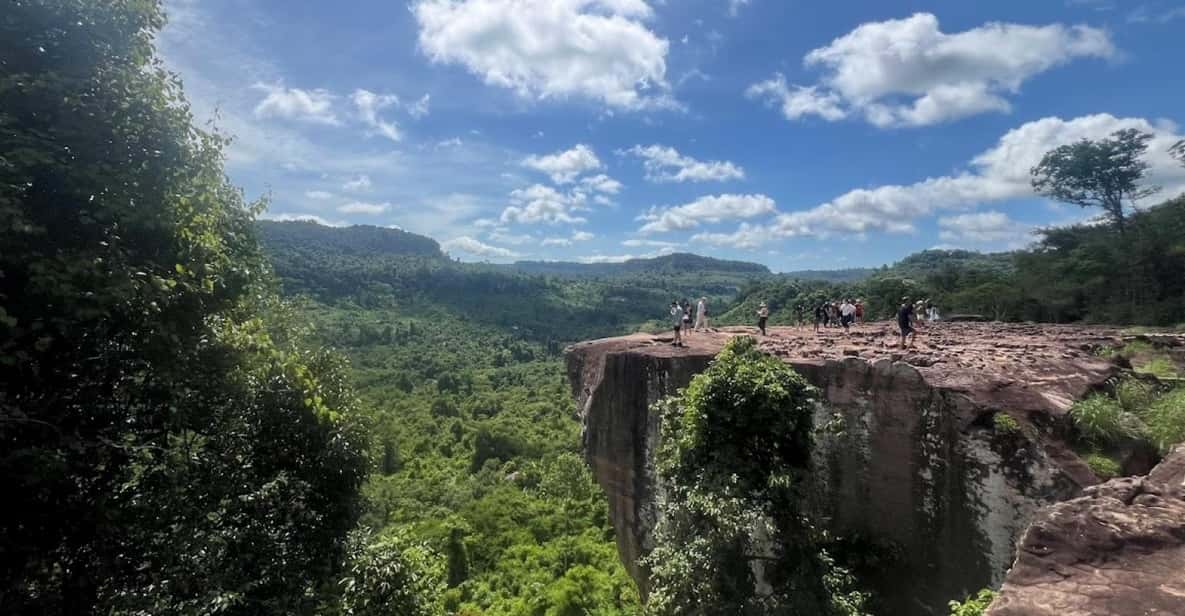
{"left": 993, "top": 413, "right": 1021, "bottom": 435}
{"left": 1084, "top": 451, "right": 1122, "bottom": 479}
{"left": 948, "top": 589, "right": 997, "bottom": 616}
{"left": 1115, "top": 379, "right": 1158, "bottom": 414}
{"left": 1140, "top": 387, "right": 1185, "bottom": 454}
{"left": 1070, "top": 394, "right": 1143, "bottom": 445}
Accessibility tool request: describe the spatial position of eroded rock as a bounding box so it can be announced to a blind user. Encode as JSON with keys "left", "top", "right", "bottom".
{"left": 986, "top": 445, "right": 1185, "bottom": 616}
{"left": 566, "top": 322, "right": 1167, "bottom": 615}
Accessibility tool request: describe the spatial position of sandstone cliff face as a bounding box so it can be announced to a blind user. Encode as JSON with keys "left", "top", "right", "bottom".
{"left": 567, "top": 323, "right": 1132, "bottom": 615}
{"left": 986, "top": 445, "right": 1185, "bottom": 616}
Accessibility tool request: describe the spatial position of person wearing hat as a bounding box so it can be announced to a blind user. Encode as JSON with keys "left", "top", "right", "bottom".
{"left": 756, "top": 301, "right": 770, "bottom": 336}
{"left": 897, "top": 296, "right": 918, "bottom": 348}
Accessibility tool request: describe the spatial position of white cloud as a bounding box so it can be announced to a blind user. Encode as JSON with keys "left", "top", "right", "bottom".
{"left": 305, "top": 190, "right": 335, "bottom": 200}
{"left": 343, "top": 174, "right": 373, "bottom": 192}
{"left": 542, "top": 230, "right": 597, "bottom": 246}
{"left": 749, "top": 13, "right": 1116, "bottom": 127}
{"left": 937, "top": 211, "right": 1033, "bottom": 246}
{"left": 413, "top": 0, "right": 674, "bottom": 110}
{"left": 624, "top": 144, "right": 746, "bottom": 183}
{"left": 488, "top": 229, "right": 535, "bottom": 245}
{"left": 443, "top": 236, "right": 522, "bottom": 259}
{"left": 577, "top": 246, "right": 676, "bottom": 263}
{"left": 408, "top": 93, "right": 431, "bottom": 119}
{"left": 523, "top": 144, "right": 603, "bottom": 184}
{"left": 1128, "top": 5, "right": 1185, "bottom": 23}
{"left": 253, "top": 83, "right": 339, "bottom": 125}
{"left": 638, "top": 193, "right": 776, "bottom": 233}
{"left": 622, "top": 238, "right": 679, "bottom": 248}
{"left": 580, "top": 174, "right": 623, "bottom": 194}
{"left": 351, "top": 89, "right": 402, "bottom": 142}
{"left": 745, "top": 76, "right": 847, "bottom": 122}
{"left": 728, "top": 0, "right": 751, "bottom": 17}
{"left": 500, "top": 184, "right": 588, "bottom": 225}
{"left": 337, "top": 201, "right": 391, "bottom": 215}
{"left": 702, "top": 113, "right": 1185, "bottom": 247}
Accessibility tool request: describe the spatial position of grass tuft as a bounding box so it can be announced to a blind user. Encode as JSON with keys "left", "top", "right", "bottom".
{"left": 1139, "top": 387, "right": 1185, "bottom": 454}
{"left": 1070, "top": 394, "right": 1143, "bottom": 445}
{"left": 992, "top": 413, "right": 1021, "bottom": 435}
{"left": 1083, "top": 451, "right": 1122, "bottom": 479}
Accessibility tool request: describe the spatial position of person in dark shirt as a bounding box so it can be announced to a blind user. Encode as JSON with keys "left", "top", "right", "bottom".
{"left": 897, "top": 296, "right": 918, "bottom": 348}
{"left": 814, "top": 304, "right": 825, "bottom": 333}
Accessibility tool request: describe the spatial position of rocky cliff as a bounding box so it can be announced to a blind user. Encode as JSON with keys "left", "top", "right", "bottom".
{"left": 986, "top": 445, "right": 1185, "bottom": 616}
{"left": 566, "top": 322, "right": 1138, "bottom": 615}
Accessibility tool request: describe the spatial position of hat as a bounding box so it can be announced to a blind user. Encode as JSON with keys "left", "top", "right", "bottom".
{"left": 759, "top": 301, "right": 767, "bottom": 306}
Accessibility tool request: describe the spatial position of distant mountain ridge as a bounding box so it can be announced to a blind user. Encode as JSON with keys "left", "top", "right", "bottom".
{"left": 510, "top": 253, "right": 771, "bottom": 277}
{"left": 256, "top": 220, "right": 443, "bottom": 258}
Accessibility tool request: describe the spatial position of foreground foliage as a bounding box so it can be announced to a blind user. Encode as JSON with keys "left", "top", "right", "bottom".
{"left": 644, "top": 337, "right": 867, "bottom": 616}
{"left": 1, "top": 2, "right": 367, "bottom": 613}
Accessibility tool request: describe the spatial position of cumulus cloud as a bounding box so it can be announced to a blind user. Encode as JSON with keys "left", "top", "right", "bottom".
{"left": 748, "top": 13, "right": 1116, "bottom": 127}
{"left": 700, "top": 113, "right": 1185, "bottom": 248}
{"left": 253, "top": 83, "right": 339, "bottom": 125}
{"left": 580, "top": 174, "right": 623, "bottom": 194}
{"left": 523, "top": 144, "right": 603, "bottom": 184}
{"left": 571, "top": 230, "right": 596, "bottom": 241}
{"left": 500, "top": 184, "right": 588, "bottom": 225}
{"left": 624, "top": 145, "right": 745, "bottom": 182}
{"left": 305, "top": 190, "right": 334, "bottom": 200}
{"left": 638, "top": 193, "right": 776, "bottom": 234}
{"left": 443, "top": 236, "right": 522, "bottom": 259}
{"left": 413, "top": 0, "right": 673, "bottom": 110}
{"left": 351, "top": 89, "right": 402, "bottom": 142}
{"left": 938, "top": 211, "right": 1034, "bottom": 246}
{"left": 342, "top": 174, "right": 373, "bottom": 192}
{"left": 728, "top": 0, "right": 751, "bottom": 17}
{"left": 745, "top": 76, "right": 847, "bottom": 122}
{"left": 337, "top": 201, "right": 391, "bottom": 215}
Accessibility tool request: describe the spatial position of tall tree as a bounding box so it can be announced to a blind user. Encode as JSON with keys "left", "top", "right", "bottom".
{"left": 1, "top": 1, "right": 367, "bottom": 613}
{"left": 1030, "top": 128, "right": 1160, "bottom": 231}
{"left": 644, "top": 337, "right": 867, "bottom": 616}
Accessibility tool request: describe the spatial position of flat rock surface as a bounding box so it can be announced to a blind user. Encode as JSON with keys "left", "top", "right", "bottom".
{"left": 569, "top": 321, "right": 1150, "bottom": 415}
{"left": 987, "top": 446, "right": 1185, "bottom": 616}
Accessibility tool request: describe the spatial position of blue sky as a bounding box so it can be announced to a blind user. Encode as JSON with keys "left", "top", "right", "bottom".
{"left": 158, "top": 0, "right": 1185, "bottom": 270}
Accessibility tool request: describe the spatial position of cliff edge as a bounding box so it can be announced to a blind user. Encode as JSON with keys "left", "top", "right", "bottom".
{"left": 567, "top": 322, "right": 1146, "bottom": 614}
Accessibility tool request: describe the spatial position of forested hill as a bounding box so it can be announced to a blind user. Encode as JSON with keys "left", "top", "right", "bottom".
{"left": 510, "top": 253, "right": 770, "bottom": 277}
{"left": 719, "top": 197, "right": 1185, "bottom": 327}
{"left": 257, "top": 220, "right": 444, "bottom": 258}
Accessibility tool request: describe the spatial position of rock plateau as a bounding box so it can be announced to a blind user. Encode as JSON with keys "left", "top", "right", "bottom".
{"left": 566, "top": 322, "right": 1161, "bottom": 615}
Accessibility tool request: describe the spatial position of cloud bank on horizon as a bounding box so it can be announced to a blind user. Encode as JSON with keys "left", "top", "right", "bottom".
{"left": 158, "top": 0, "right": 1185, "bottom": 269}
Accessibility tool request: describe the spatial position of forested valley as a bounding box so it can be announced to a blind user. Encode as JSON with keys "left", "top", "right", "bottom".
{"left": 3, "top": 2, "right": 1185, "bottom": 616}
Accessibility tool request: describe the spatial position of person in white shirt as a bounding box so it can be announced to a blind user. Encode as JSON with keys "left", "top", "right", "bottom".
{"left": 669, "top": 301, "right": 684, "bottom": 347}
{"left": 695, "top": 297, "right": 708, "bottom": 331}
{"left": 840, "top": 299, "right": 857, "bottom": 334}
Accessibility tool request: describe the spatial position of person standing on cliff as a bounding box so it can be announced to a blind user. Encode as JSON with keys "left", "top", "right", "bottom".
{"left": 840, "top": 298, "right": 856, "bottom": 334}
{"left": 670, "top": 301, "right": 684, "bottom": 347}
{"left": 897, "top": 297, "right": 918, "bottom": 348}
{"left": 695, "top": 297, "right": 709, "bottom": 332}
{"left": 814, "top": 303, "right": 825, "bottom": 333}
{"left": 757, "top": 301, "right": 770, "bottom": 336}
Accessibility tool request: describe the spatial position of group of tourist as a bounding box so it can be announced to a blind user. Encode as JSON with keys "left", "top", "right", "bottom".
{"left": 669, "top": 297, "right": 711, "bottom": 347}
{"left": 812, "top": 299, "right": 864, "bottom": 334}
{"left": 668, "top": 296, "right": 941, "bottom": 348}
